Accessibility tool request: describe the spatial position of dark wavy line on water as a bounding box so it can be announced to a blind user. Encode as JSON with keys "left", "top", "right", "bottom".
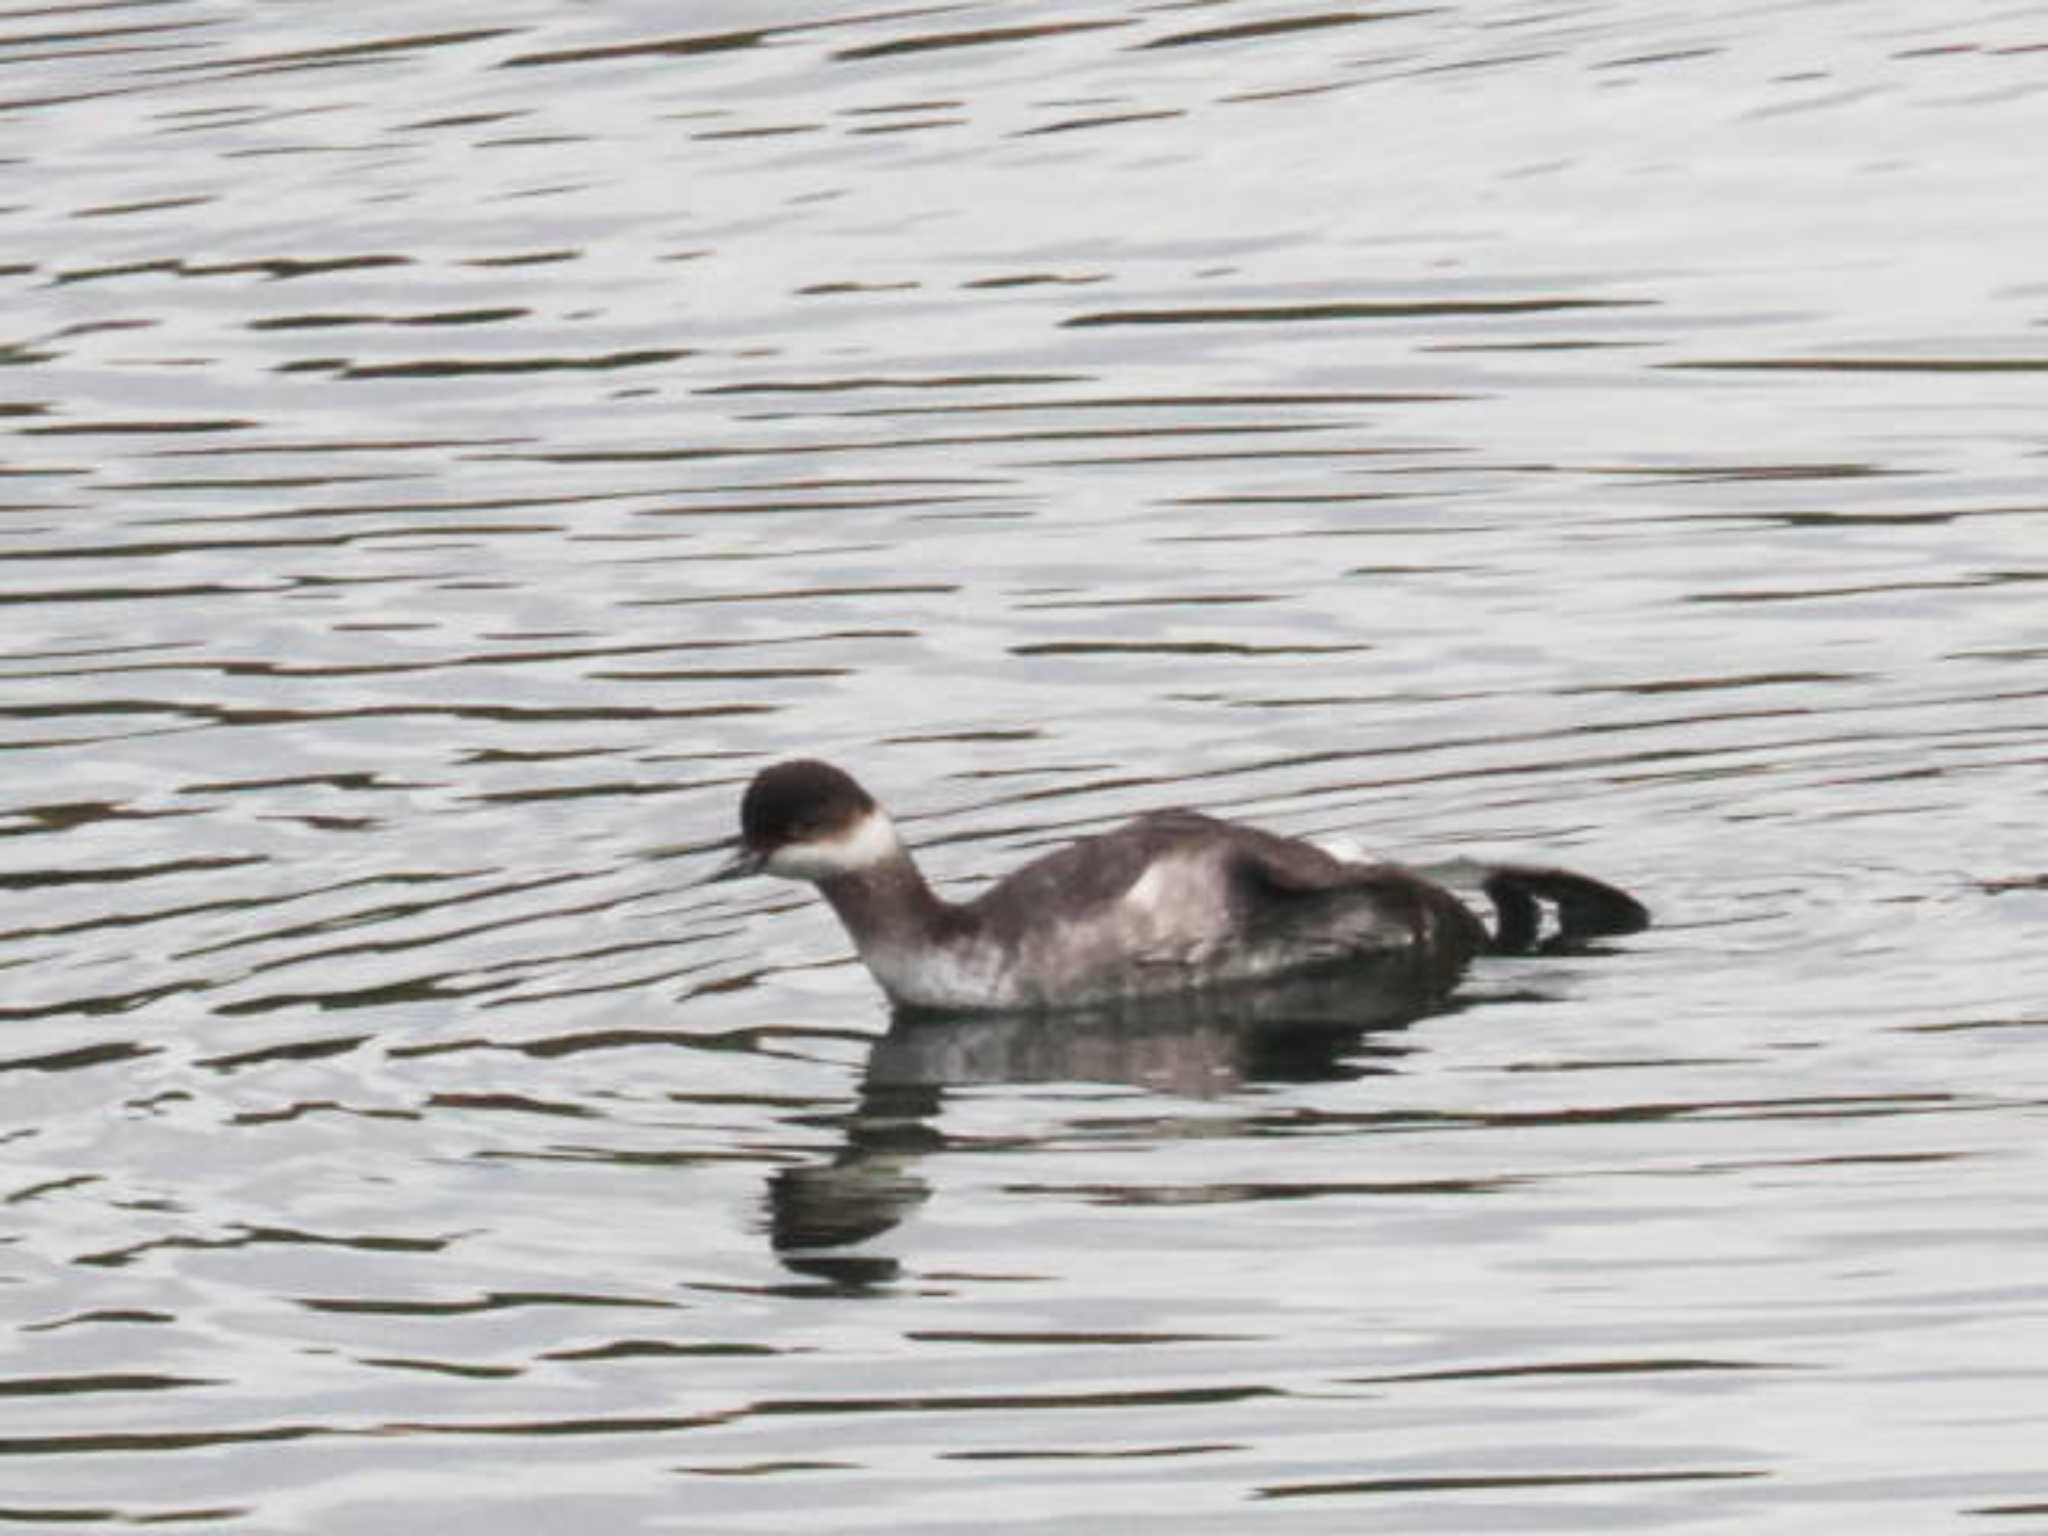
{"left": 962, "top": 272, "right": 1108, "bottom": 290}
{"left": 834, "top": 19, "right": 1128, "bottom": 60}
{"left": 0, "top": 19, "right": 209, "bottom": 55}
{"left": 0, "top": 1425, "right": 328, "bottom": 1457}
{"left": 1139, "top": 10, "right": 1408, "bottom": 50}
{"left": 230, "top": 1100, "right": 417, "bottom": 1128}
{"left": 499, "top": 4, "right": 978, "bottom": 70}
{"left": 211, "top": 972, "right": 516, "bottom": 1016}
{"left": 1257, "top": 1468, "right": 1767, "bottom": 1500}
{"left": 249, "top": 307, "right": 531, "bottom": 330}
{"left": 391, "top": 1020, "right": 863, "bottom": 1061}
{"left": 0, "top": 1040, "right": 160, "bottom": 1072}
{"left": 20, "top": 1310, "right": 171, "bottom": 1333}
{"left": 462, "top": 775, "right": 722, "bottom": 802}
{"left": 50, "top": 254, "right": 414, "bottom": 286}
{"left": 463, "top": 248, "right": 580, "bottom": 268}
{"left": 1718, "top": 505, "right": 2042, "bottom": 528}
{"left": 145, "top": 435, "right": 523, "bottom": 459}
{"left": 500, "top": 420, "right": 1337, "bottom": 465}
{"left": 109, "top": 487, "right": 978, "bottom": 525}
{"left": 1010, "top": 640, "right": 1372, "bottom": 658}
{"left": 1689, "top": 571, "right": 2045, "bottom": 604}
{"left": 1016, "top": 593, "right": 1274, "bottom": 611}
{"left": 19, "top": 418, "right": 255, "bottom": 436}
{"left": 6, "top": 1174, "right": 101, "bottom": 1206}
{"left": 70, "top": 194, "right": 214, "bottom": 221}
{"left": 694, "top": 373, "right": 1090, "bottom": 395}
{"left": 0, "top": 855, "right": 262, "bottom": 891}
{"left": 1281, "top": 1091, "right": 1971, "bottom": 1136}
{"left": 391, "top": 1413, "right": 727, "bottom": 1438}
{"left": 4, "top": 642, "right": 846, "bottom": 682}
{"left": 198, "top": 1034, "right": 371, "bottom": 1073}
{"left": 501, "top": 26, "right": 768, "bottom": 67}
{"left": 472, "top": 1142, "right": 772, "bottom": 1170}
{"left": 426, "top": 1091, "right": 596, "bottom": 1119}
{"left": 0, "top": 799, "right": 197, "bottom": 836}
{"left": 0, "top": 582, "right": 285, "bottom": 607}
{"left": 1016, "top": 109, "right": 1186, "bottom": 136}
{"left": 1011, "top": 1177, "right": 1508, "bottom": 1205}
{"left": 1021, "top": 445, "right": 1445, "bottom": 468}
{"left": 1600, "top": 463, "right": 1901, "bottom": 486}
{"left": 1395, "top": 47, "right": 1555, "bottom": 81}
{"left": 1, "top": 525, "right": 558, "bottom": 563}
{"left": 1664, "top": 356, "right": 2048, "bottom": 373}
{"left": 545, "top": 1340, "right": 787, "bottom": 1362}
{"left": 1556, "top": 669, "right": 1861, "bottom": 697}
{"left": 76, "top": 1224, "right": 451, "bottom": 1271}
{"left": 123, "top": 490, "right": 634, "bottom": 524}
{"left": 91, "top": 472, "right": 404, "bottom": 493}
{"left": 831, "top": 390, "right": 1465, "bottom": 417}
{"left": 337, "top": 348, "right": 688, "bottom": 379}
{"left": 628, "top": 582, "right": 953, "bottom": 608}
{"left": 945, "top": 1442, "right": 1239, "bottom": 1462}
{"left": 0, "top": 699, "right": 774, "bottom": 728}
{"left": 0, "top": 640, "right": 193, "bottom": 665}
{"left": 748, "top": 1383, "right": 1285, "bottom": 1417}
{"left": 911, "top": 1329, "right": 1256, "bottom": 1348}
{"left": 0, "top": 1505, "right": 250, "bottom": 1525}
{"left": 691, "top": 123, "right": 826, "bottom": 142}
{"left": 298, "top": 1289, "right": 681, "bottom": 1317}
{"left": 1597, "top": 46, "right": 1724, "bottom": 71}
{"left": 1344, "top": 1356, "right": 1788, "bottom": 1385}
{"left": 1065, "top": 298, "right": 1654, "bottom": 327}
{"left": 502, "top": 7, "right": 973, "bottom": 69}
{"left": 357, "top": 1356, "right": 524, "bottom": 1380}
{"left": 159, "top": 31, "right": 522, "bottom": 96}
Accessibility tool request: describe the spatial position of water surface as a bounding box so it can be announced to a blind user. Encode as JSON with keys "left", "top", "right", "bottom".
{"left": 5, "top": 2, "right": 2048, "bottom": 1530}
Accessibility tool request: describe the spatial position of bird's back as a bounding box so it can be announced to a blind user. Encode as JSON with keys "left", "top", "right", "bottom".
{"left": 958, "top": 810, "right": 1485, "bottom": 1007}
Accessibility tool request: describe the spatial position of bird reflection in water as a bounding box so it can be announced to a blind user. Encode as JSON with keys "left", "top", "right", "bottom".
{"left": 767, "top": 950, "right": 1470, "bottom": 1281}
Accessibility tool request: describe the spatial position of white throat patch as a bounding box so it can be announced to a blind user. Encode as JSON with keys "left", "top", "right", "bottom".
{"left": 763, "top": 808, "right": 902, "bottom": 882}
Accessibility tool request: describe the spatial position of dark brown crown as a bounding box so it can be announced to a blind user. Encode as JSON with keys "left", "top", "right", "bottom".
{"left": 739, "top": 759, "right": 877, "bottom": 853}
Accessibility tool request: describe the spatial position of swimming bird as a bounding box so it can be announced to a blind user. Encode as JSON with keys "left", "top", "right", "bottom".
{"left": 712, "top": 759, "right": 1648, "bottom": 1014}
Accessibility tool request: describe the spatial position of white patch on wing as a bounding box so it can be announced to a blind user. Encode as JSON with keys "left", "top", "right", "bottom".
{"left": 1116, "top": 853, "right": 1229, "bottom": 959}
{"left": 1309, "top": 833, "right": 1370, "bottom": 865}
{"left": 764, "top": 808, "right": 902, "bottom": 881}
{"left": 1122, "top": 861, "right": 1169, "bottom": 917}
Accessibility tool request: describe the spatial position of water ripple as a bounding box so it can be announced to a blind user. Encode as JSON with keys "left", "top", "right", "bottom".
{"left": 5, "top": 1, "right": 2046, "bottom": 1529}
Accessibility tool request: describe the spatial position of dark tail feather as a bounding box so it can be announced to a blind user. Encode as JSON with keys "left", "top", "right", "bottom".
{"left": 1480, "top": 865, "right": 1651, "bottom": 954}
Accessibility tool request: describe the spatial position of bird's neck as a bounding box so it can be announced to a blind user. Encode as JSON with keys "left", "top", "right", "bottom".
{"left": 814, "top": 850, "right": 968, "bottom": 957}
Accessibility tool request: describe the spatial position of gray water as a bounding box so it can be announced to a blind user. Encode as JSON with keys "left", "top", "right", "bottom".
{"left": 5, "top": 2, "right": 2048, "bottom": 1530}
